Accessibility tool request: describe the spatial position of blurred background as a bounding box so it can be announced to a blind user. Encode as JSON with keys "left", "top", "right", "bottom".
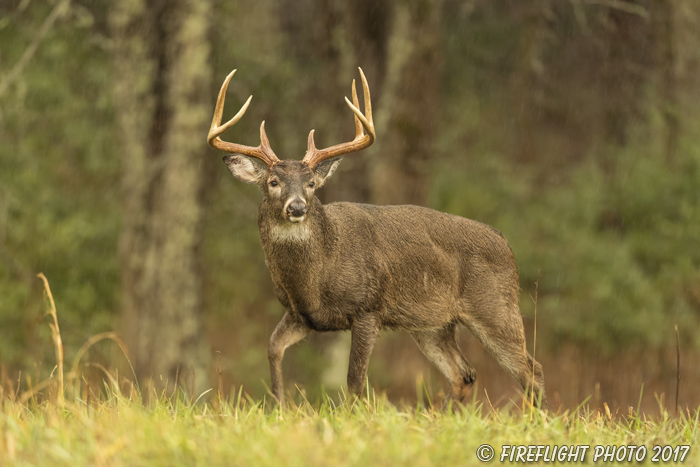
{"left": 1, "top": 0, "right": 699, "bottom": 412}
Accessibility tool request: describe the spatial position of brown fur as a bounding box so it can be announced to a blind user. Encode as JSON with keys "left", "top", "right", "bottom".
{"left": 224, "top": 156, "right": 546, "bottom": 408}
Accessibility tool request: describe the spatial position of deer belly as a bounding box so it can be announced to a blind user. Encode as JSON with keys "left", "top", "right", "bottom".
{"left": 381, "top": 298, "right": 456, "bottom": 330}
{"left": 296, "top": 307, "right": 352, "bottom": 332}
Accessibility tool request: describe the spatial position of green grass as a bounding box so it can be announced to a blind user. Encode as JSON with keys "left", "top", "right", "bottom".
{"left": 1, "top": 390, "right": 698, "bottom": 466}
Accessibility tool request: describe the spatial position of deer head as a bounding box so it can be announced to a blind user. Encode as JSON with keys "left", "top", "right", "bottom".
{"left": 207, "top": 68, "right": 375, "bottom": 224}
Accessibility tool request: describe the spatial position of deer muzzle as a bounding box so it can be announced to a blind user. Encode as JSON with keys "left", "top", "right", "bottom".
{"left": 285, "top": 198, "right": 308, "bottom": 222}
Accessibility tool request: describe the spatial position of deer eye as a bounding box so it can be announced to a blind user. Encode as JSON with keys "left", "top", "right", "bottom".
{"left": 269, "top": 180, "right": 278, "bottom": 187}
{"left": 308, "top": 181, "right": 315, "bottom": 188}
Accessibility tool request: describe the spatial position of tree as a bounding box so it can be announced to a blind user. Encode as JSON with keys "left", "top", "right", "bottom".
{"left": 653, "top": 0, "right": 679, "bottom": 162}
{"left": 333, "top": 0, "right": 393, "bottom": 204}
{"left": 372, "top": 0, "right": 443, "bottom": 206}
{"left": 276, "top": 0, "right": 391, "bottom": 204}
{"left": 601, "top": 1, "right": 652, "bottom": 148}
{"left": 110, "top": 0, "right": 211, "bottom": 393}
{"left": 512, "top": 0, "right": 551, "bottom": 164}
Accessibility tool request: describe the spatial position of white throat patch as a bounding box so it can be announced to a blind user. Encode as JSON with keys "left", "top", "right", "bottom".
{"left": 270, "top": 222, "right": 311, "bottom": 242}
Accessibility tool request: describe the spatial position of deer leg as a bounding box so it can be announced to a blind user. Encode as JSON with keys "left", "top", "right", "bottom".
{"left": 268, "top": 312, "right": 311, "bottom": 406}
{"left": 410, "top": 324, "right": 477, "bottom": 404}
{"left": 465, "top": 309, "right": 547, "bottom": 408}
{"left": 347, "top": 315, "right": 379, "bottom": 397}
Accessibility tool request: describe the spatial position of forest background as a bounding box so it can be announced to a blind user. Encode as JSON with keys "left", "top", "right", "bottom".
{"left": 1, "top": 0, "right": 698, "bottom": 413}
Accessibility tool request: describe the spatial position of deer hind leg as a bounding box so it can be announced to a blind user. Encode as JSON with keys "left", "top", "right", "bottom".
{"left": 464, "top": 308, "right": 547, "bottom": 408}
{"left": 410, "top": 323, "right": 477, "bottom": 404}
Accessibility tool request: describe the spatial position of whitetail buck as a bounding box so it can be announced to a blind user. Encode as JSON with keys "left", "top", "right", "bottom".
{"left": 207, "top": 68, "right": 546, "bottom": 408}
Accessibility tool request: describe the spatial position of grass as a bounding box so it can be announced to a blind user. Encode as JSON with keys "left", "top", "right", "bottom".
{"left": 1, "top": 275, "right": 697, "bottom": 466}
{"left": 1, "top": 391, "right": 698, "bottom": 466}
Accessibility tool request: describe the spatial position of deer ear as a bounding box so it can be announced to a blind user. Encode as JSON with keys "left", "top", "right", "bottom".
{"left": 223, "top": 155, "right": 269, "bottom": 185}
{"left": 312, "top": 156, "right": 343, "bottom": 188}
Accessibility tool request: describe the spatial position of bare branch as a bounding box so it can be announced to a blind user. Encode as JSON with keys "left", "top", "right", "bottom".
{"left": 581, "top": 0, "right": 649, "bottom": 19}
{"left": 0, "top": 0, "right": 71, "bottom": 98}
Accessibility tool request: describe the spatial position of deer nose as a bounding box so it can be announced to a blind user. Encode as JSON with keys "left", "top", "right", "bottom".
{"left": 286, "top": 199, "right": 308, "bottom": 217}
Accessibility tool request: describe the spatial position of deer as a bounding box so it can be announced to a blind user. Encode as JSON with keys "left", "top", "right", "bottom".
{"left": 207, "top": 68, "right": 546, "bottom": 408}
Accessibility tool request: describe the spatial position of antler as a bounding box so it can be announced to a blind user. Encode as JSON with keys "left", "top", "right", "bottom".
{"left": 302, "top": 67, "right": 375, "bottom": 167}
{"left": 207, "top": 70, "right": 280, "bottom": 167}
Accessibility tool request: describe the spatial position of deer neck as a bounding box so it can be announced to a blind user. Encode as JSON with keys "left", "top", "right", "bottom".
{"left": 258, "top": 197, "right": 333, "bottom": 284}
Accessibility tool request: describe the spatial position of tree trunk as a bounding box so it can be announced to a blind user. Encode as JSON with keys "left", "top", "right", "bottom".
{"left": 373, "top": 0, "right": 443, "bottom": 206}
{"left": 654, "top": 0, "right": 679, "bottom": 163}
{"left": 110, "top": 0, "right": 210, "bottom": 394}
{"left": 601, "top": 2, "right": 651, "bottom": 148}
{"left": 331, "top": 0, "right": 392, "bottom": 204}
{"left": 512, "top": 0, "right": 551, "bottom": 164}
{"left": 277, "top": 0, "right": 392, "bottom": 204}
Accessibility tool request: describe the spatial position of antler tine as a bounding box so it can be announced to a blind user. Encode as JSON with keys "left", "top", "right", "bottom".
{"left": 208, "top": 70, "right": 251, "bottom": 141}
{"left": 259, "top": 121, "right": 276, "bottom": 157}
{"left": 351, "top": 79, "right": 363, "bottom": 138}
{"left": 357, "top": 68, "right": 373, "bottom": 134}
{"left": 207, "top": 70, "right": 280, "bottom": 167}
{"left": 302, "top": 67, "right": 376, "bottom": 167}
{"left": 344, "top": 68, "right": 375, "bottom": 141}
{"left": 307, "top": 129, "right": 317, "bottom": 153}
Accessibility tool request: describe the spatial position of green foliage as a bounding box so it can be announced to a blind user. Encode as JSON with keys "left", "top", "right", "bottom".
{"left": 0, "top": 3, "right": 119, "bottom": 368}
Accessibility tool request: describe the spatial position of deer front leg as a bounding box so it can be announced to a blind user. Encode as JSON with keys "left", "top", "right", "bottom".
{"left": 268, "top": 312, "right": 311, "bottom": 406}
{"left": 347, "top": 314, "right": 379, "bottom": 397}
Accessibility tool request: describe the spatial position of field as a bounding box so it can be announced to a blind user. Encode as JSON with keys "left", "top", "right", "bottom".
{"left": 1, "top": 386, "right": 698, "bottom": 466}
